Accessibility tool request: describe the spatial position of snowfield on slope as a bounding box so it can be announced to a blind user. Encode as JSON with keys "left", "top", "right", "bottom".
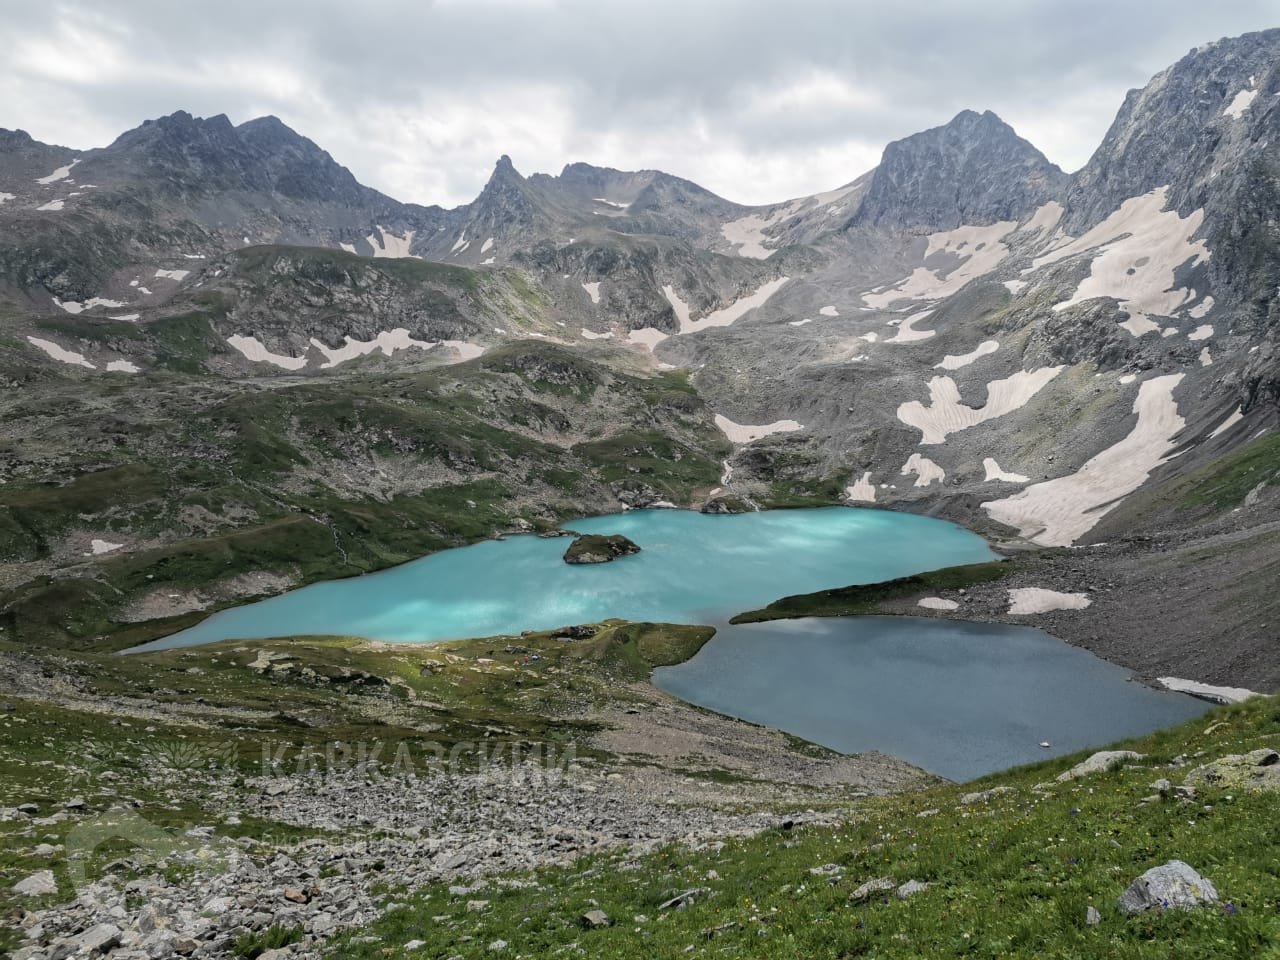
{"left": 861, "top": 220, "right": 1017, "bottom": 308}
{"left": 1033, "top": 188, "right": 1209, "bottom": 337}
{"left": 715, "top": 414, "right": 804, "bottom": 444}
{"left": 982, "top": 374, "right": 1186, "bottom": 546}
{"left": 897, "top": 368, "right": 1064, "bottom": 444}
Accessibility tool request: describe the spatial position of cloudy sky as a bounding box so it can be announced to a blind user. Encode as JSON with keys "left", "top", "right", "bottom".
{"left": 1, "top": 1, "right": 1275, "bottom": 207}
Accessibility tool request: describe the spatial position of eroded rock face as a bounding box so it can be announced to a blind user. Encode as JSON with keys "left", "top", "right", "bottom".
{"left": 563, "top": 534, "right": 642, "bottom": 565}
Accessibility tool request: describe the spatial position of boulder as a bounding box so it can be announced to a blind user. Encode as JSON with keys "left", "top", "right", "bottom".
{"left": 69, "top": 923, "right": 122, "bottom": 954}
{"left": 562, "top": 534, "right": 642, "bottom": 565}
{"left": 1118, "top": 860, "right": 1219, "bottom": 914}
{"left": 1056, "top": 750, "right": 1144, "bottom": 782}
{"left": 849, "top": 878, "right": 896, "bottom": 902}
{"left": 1183, "top": 749, "right": 1280, "bottom": 792}
{"left": 12, "top": 870, "right": 56, "bottom": 896}
{"left": 658, "top": 888, "right": 708, "bottom": 911}
{"left": 700, "top": 497, "right": 749, "bottom": 515}
{"left": 960, "top": 786, "right": 1015, "bottom": 805}
{"left": 581, "top": 909, "right": 611, "bottom": 928}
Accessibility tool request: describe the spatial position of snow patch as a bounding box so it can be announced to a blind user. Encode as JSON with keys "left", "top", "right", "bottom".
{"left": 367, "top": 226, "right": 416, "bottom": 259}
{"left": 1199, "top": 347, "right": 1212, "bottom": 367}
{"left": 897, "top": 368, "right": 1063, "bottom": 444}
{"left": 982, "top": 374, "right": 1185, "bottom": 546}
{"left": 89, "top": 538, "right": 123, "bottom": 555}
{"left": 0, "top": 192, "right": 14, "bottom": 204}
{"left": 845, "top": 472, "right": 876, "bottom": 502}
{"left": 683, "top": 278, "right": 791, "bottom": 334}
{"left": 1223, "top": 87, "right": 1258, "bottom": 120}
{"left": 1209, "top": 407, "right": 1244, "bottom": 439}
{"left": 900, "top": 453, "right": 945, "bottom": 487}
{"left": 1119, "top": 374, "right": 1137, "bottom": 385}
{"left": 917, "top": 597, "right": 959, "bottom": 611}
{"left": 1007, "top": 588, "right": 1091, "bottom": 614}
{"left": 450, "top": 233, "right": 469, "bottom": 254}
{"left": 627, "top": 327, "right": 669, "bottom": 351}
{"left": 53, "top": 297, "right": 126, "bottom": 314}
{"left": 227, "top": 335, "right": 309, "bottom": 370}
{"left": 105, "top": 359, "right": 139, "bottom": 373}
{"left": 480, "top": 237, "right": 494, "bottom": 253}
{"left": 1157, "top": 677, "right": 1259, "bottom": 704}
{"left": 1188, "top": 297, "right": 1215, "bottom": 319}
{"left": 582, "top": 282, "right": 601, "bottom": 304}
{"left": 339, "top": 242, "right": 357, "bottom": 255}
{"left": 983, "top": 458, "right": 1029, "bottom": 483}
{"left": 886, "top": 310, "right": 935, "bottom": 344}
{"left": 154, "top": 269, "right": 190, "bottom": 282}
{"left": 862, "top": 220, "right": 1017, "bottom": 308}
{"left": 35, "top": 159, "right": 79, "bottom": 184}
{"left": 1021, "top": 201, "right": 1064, "bottom": 234}
{"left": 788, "top": 318, "right": 813, "bottom": 327}
{"left": 580, "top": 328, "right": 612, "bottom": 340}
{"left": 28, "top": 337, "right": 94, "bottom": 369}
{"left": 819, "top": 305, "right": 839, "bottom": 317}
{"left": 661, "top": 286, "right": 692, "bottom": 327}
{"left": 1002, "top": 279, "right": 1027, "bottom": 295}
{"left": 1035, "top": 189, "right": 1209, "bottom": 339}
{"left": 37, "top": 199, "right": 65, "bottom": 211}
{"left": 721, "top": 214, "right": 778, "bottom": 258}
{"left": 1187, "top": 324, "right": 1213, "bottom": 342}
{"left": 109, "top": 314, "right": 140, "bottom": 322}
{"left": 309, "top": 329, "right": 435, "bottom": 368}
{"left": 934, "top": 340, "right": 998, "bottom": 371}
{"left": 715, "top": 414, "right": 803, "bottom": 444}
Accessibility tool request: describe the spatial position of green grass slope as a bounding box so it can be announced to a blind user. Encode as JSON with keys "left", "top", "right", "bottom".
{"left": 329, "top": 695, "right": 1280, "bottom": 959}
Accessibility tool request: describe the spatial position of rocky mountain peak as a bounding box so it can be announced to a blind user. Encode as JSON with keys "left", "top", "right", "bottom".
{"left": 465, "top": 155, "right": 542, "bottom": 231}
{"left": 1062, "top": 27, "right": 1280, "bottom": 232}
{"left": 853, "top": 109, "right": 1066, "bottom": 231}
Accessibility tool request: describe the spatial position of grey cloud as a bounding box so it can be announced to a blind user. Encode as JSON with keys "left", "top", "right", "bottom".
{"left": 0, "top": 1, "right": 1275, "bottom": 205}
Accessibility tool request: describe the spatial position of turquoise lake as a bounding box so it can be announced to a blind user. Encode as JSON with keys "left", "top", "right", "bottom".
{"left": 131, "top": 506, "right": 999, "bottom": 649}
{"left": 129, "top": 505, "right": 1209, "bottom": 779}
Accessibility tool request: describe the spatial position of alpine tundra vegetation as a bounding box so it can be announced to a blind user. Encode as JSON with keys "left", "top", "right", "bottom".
{"left": 0, "top": 11, "right": 1279, "bottom": 960}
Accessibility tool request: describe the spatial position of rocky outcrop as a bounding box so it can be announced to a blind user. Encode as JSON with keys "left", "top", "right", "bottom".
{"left": 1118, "top": 860, "right": 1219, "bottom": 914}
{"left": 563, "top": 534, "right": 642, "bottom": 564}
{"left": 1183, "top": 748, "right": 1280, "bottom": 792}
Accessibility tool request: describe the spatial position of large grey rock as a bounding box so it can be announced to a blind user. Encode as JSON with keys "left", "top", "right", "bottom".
{"left": 1184, "top": 749, "right": 1280, "bottom": 793}
{"left": 69, "top": 923, "right": 122, "bottom": 953}
{"left": 1056, "top": 751, "right": 1144, "bottom": 782}
{"left": 1118, "top": 861, "right": 1219, "bottom": 914}
{"left": 960, "top": 786, "right": 1015, "bottom": 805}
{"left": 895, "top": 880, "right": 930, "bottom": 899}
{"left": 849, "top": 878, "right": 896, "bottom": 902}
{"left": 12, "top": 870, "right": 57, "bottom": 896}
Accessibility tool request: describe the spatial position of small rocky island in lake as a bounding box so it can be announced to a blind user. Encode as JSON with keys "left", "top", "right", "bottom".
{"left": 563, "top": 533, "right": 642, "bottom": 564}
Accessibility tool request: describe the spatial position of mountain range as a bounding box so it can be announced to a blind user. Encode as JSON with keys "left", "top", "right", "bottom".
{"left": 0, "top": 28, "right": 1277, "bottom": 691}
